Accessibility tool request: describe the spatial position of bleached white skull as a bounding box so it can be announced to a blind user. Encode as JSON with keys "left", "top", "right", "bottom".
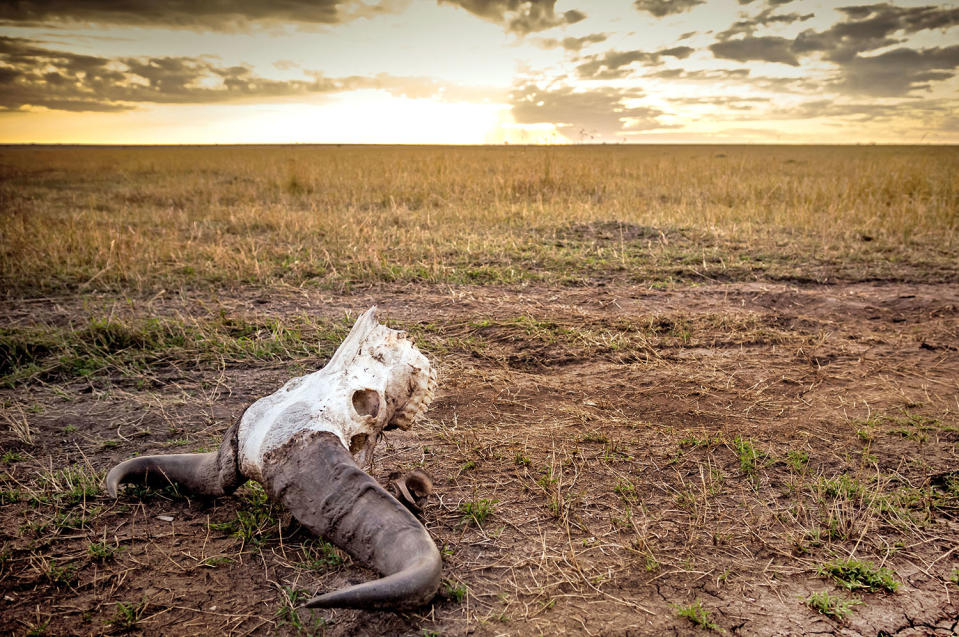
{"left": 105, "top": 307, "right": 442, "bottom": 610}
{"left": 237, "top": 307, "right": 437, "bottom": 481}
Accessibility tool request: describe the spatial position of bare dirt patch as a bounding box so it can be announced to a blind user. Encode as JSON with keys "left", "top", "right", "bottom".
{"left": 2, "top": 281, "right": 958, "bottom": 636}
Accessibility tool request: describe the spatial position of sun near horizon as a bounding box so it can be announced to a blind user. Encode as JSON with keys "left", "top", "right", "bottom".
{"left": 1, "top": 0, "right": 957, "bottom": 145}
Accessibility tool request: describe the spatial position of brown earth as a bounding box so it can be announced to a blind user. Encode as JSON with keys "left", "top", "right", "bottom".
{"left": 2, "top": 281, "right": 958, "bottom": 636}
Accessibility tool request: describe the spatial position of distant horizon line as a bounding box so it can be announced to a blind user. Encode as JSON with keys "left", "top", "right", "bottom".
{"left": 2, "top": 141, "right": 956, "bottom": 148}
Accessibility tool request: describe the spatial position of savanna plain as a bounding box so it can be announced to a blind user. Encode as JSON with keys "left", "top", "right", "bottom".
{"left": 1, "top": 144, "right": 958, "bottom": 636}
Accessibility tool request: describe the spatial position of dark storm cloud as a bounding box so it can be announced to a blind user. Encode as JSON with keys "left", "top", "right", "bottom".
{"left": 535, "top": 33, "right": 607, "bottom": 51}
{"left": 576, "top": 46, "right": 694, "bottom": 79}
{"left": 0, "top": 36, "right": 488, "bottom": 111}
{"left": 0, "top": 0, "right": 406, "bottom": 30}
{"left": 510, "top": 83, "right": 673, "bottom": 136}
{"left": 633, "top": 0, "right": 704, "bottom": 18}
{"left": 709, "top": 36, "right": 799, "bottom": 65}
{"left": 438, "top": 0, "right": 585, "bottom": 35}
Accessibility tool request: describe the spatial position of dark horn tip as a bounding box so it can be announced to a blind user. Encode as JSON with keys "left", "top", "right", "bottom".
{"left": 104, "top": 457, "right": 143, "bottom": 498}
{"left": 389, "top": 469, "right": 434, "bottom": 513}
{"left": 105, "top": 468, "right": 122, "bottom": 498}
{"left": 302, "top": 549, "right": 442, "bottom": 611}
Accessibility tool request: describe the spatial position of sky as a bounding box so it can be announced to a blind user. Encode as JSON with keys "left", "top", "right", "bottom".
{"left": 0, "top": 0, "right": 957, "bottom": 144}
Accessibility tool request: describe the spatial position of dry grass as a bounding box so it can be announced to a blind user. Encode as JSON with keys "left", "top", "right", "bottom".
{"left": 2, "top": 145, "right": 957, "bottom": 294}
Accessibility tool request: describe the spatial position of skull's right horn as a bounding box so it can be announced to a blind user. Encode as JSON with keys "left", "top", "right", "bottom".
{"left": 263, "top": 430, "right": 441, "bottom": 609}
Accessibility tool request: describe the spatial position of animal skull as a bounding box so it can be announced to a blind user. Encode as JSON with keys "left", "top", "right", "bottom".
{"left": 105, "top": 307, "right": 441, "bottom": 610}
{"left": 237, "top": 307, "right": 437, "bottom": 481}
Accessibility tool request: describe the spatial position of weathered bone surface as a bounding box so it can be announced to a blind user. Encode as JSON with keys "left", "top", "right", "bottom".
{"left": 105, "top": 307, "right": 441, "bottom": 610}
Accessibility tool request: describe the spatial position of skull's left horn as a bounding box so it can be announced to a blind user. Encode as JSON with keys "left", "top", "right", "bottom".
{"left": 105, "top": 422, "right": 243, "bottom": 497}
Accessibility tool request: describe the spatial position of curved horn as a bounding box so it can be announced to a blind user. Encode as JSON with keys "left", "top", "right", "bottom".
{"left": 105, "top": 421, "right": 244, "bottom": 498}
{"left": 261, "top": 431, "right": 441, "bottom": 610}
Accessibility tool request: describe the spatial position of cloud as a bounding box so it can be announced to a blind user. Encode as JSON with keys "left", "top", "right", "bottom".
{"left": 671, "top": 95, "right": 769, "bottom": 108}
{"left": 748, "top": 97, "right": 959, "bottom": 135}
{"left": 0, "top": 36, "right": 492, "bottom": 111}
{"left": 0, "top": 37, "right": 330, "bottom": 110}
{"left": 576, "top": 45, "right": 693, "bottom": 79}
{"left": 707, "top": 4, "right": 959, "bottom": 95}
{"left": 646, "top": 68, "right": 751, "bottom": 80}
{"left": 718, "top": 8, "right": 814, "bottom": 40}
{"left": 633, "top": 0, "right": 704, "bottom": 18}
{"left": 0, "top": 0, "right": 405, "bottom": 30}
{"left": 644, "top": 65, "right": 816, "bottom": 94}
{"left": 793, "top": 3, "right": 959, "bottom": 62}
{"left": 535, "top": 32, "right": 607, "bottom": 51}
{"left": 439, "top": 0, "right": 585, "bottom": 35}
{"left": 725, "top": 0, "right": 959, "bottom": 110}
{"left": 510, "top": 83, "right": 673, "bottom": 137}
{"left": 709, "top": 36, "right": 799, "bottom": 65}
{"left": 837, "top": 45, "right": 959, "bottom": 96}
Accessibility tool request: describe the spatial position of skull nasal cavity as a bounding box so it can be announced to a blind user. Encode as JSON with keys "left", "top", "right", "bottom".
{"left": 352, "top": 389, "right": 380, "bottom": 418}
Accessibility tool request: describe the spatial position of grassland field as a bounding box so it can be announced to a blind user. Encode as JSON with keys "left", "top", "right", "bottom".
{"left": 0, "top": 144, "right": 957, "bottom": 636}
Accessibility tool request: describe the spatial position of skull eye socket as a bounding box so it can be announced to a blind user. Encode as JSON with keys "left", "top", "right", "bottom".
{"left": 352, "top": 389, "right": 380, "bottom": 418}
{"left": 349, "top": 433, "right": 368, "bottom": 454}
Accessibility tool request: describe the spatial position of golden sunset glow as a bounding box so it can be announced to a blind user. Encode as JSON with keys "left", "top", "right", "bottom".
{"left": 1, "top": 0, "right": 957, "bottom": 144}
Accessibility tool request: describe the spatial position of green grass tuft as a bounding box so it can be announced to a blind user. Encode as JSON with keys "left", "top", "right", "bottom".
{"left": 818, "top": 559, "right": 899, "bottom": 593}
{"left": 459, "top": 498, "right": 497, "bottom": 527}
{"left": 806, "top": 591, "right": 861, "bottom": 620}
{"left": 674, "top": 599, "right": 721, "bottom": 632}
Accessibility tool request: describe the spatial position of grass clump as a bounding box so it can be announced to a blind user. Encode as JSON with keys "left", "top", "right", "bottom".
{"left": 806, "top": 591, "right": 861, "bottom": 620}
{"left": 818, "top": 559, "right": 899, "bottom": 593}
{"left": 199, "top": 556, "right": 232, "bottom": 568}
{"left": 275, "top": 586, "right": 326, "bottom": 635}
{"left": 43, "top": 559, "right": 76, "bottom": 587}
{"left": 514, "top": 452, "right": 532, "bottom": 467}
{"left": 209, "top": 483, "right": 280, "bottom": 547}
{"left": 34, "top": 464, "right": 102, "bottom": 505}
{"left": 88, "top": 541, "right": 120, "bottom": 562}
{"left": 817, "top": 474, "right": 863, "bottom": 500}
{"left": 785, "top": 450, "right": 809, "bottom": 472}
{"left": 299, "top": 539, "right": 345, "bottom": 571}
{"left": 673, "top": 599, "right": 722, "bottom": 632}
{"left": 732, "top": 436, "right": 765, "bottom": 477}
{"left": 459, "top": 498, "right": 497, "bottom": 527}
{"left": 106, "top": 601, "right": 146, "bottom": 633}
{"left": 444, "top": 580, "right": 468, "bottom": 603}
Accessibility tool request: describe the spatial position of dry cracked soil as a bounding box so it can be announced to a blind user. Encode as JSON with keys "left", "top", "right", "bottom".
{"left": 2, "top": 280, "right": 958, "bottom": 636}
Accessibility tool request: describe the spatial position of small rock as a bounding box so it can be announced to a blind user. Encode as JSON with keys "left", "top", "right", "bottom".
{"left": 157, "top": 515, "right": 174, "bottom": 522}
